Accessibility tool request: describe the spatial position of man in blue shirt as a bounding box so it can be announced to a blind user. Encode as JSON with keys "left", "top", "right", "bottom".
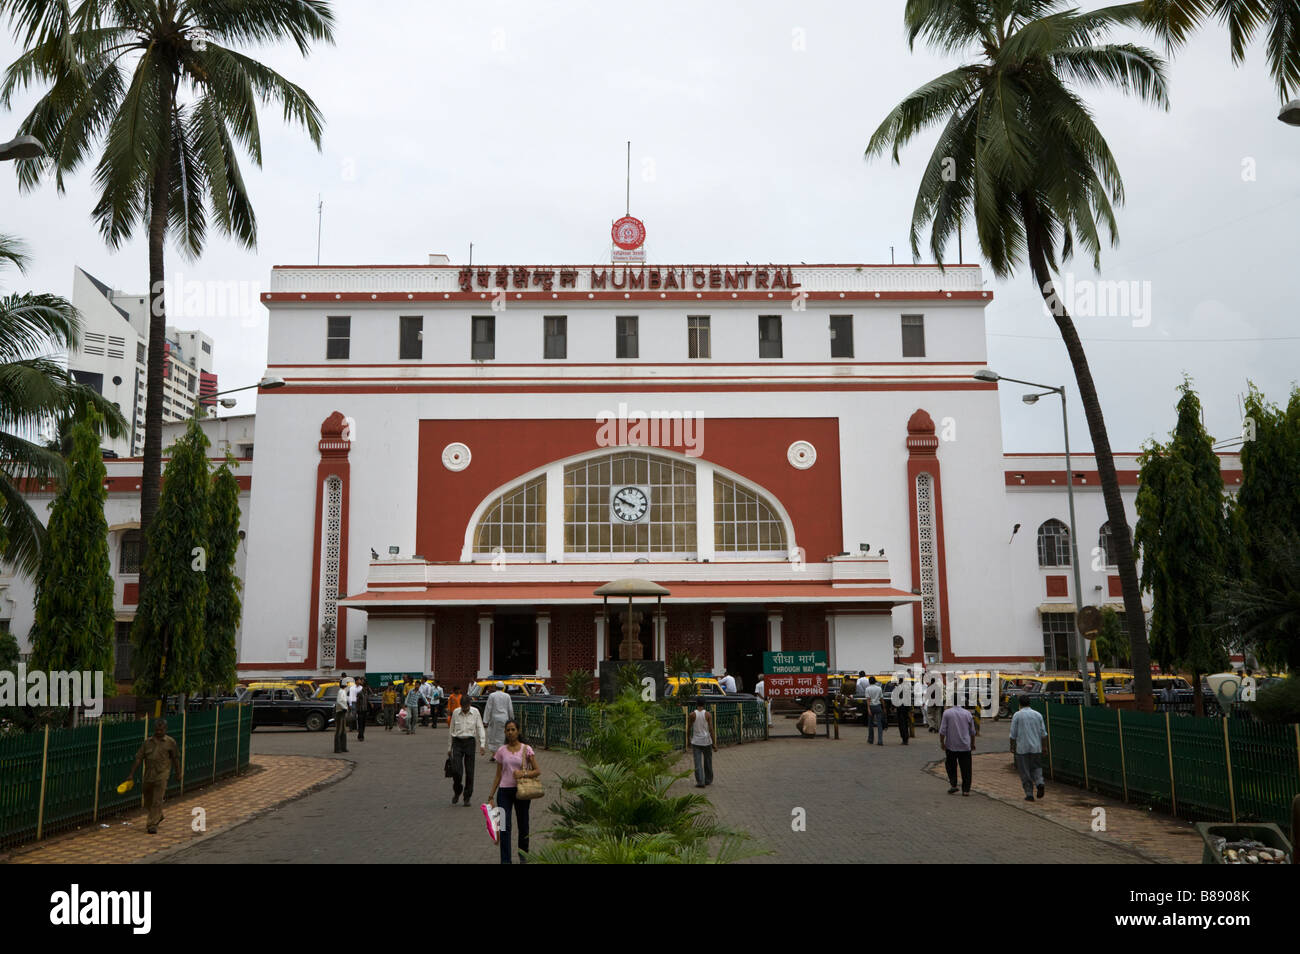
{"left": 939, "top": 704, "right": 976, "bottom": 795}
{"left": 1009, "top": 695, "right": 1049, "bottom": 801}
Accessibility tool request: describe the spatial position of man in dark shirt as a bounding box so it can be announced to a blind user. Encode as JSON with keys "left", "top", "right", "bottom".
{"left": 125, "top": 719, "right": 182, "bottom": 834}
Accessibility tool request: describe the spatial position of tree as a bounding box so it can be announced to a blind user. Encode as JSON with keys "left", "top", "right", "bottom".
{"left": 1144, "top": 0, "right": 1300, "bottom": 100}
{"left": 1215, "top": 533, "right": 1300, "bottom": 670}
{"left": 1, "top": 0, "right": 334, "bottom": 569}
{"left": 1096, "top": 606, "right": 1131, "bottom": 667}
{"left": 28, "top": 406, "right": 116, "bottom": 725}
{"left": 1, "top": 233, "right": 126, "bottom": 575}
{"left": 1134, "top": 382, "right": 1233, "bottom": 712}
{"left": 131, "top": 418, "right": 209, "bottom": 702}
{"left": 866, "top": 1, "right": 1167, "bottom": 709}
{"left": 200, "top": 458, "right": 241, "bottom": 700}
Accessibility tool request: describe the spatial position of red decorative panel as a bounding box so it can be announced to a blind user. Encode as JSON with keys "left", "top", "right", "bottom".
{"left": 665, "top": 604, "right": 712, "bottom": 667}
{"left": 548, "top": 607, "right": 596, "bottom": 689}
{"left": 780, "top": 604, "right": 828, "bottom": 653}
{"left": 416, "top": 418, "right": 843, "bottom": 563}
{"left": 1045, "top": 575, "right": 1068, "bottom": 598}
{"left": 433, "top": 607, "right": 480, "bottom": 694}
{"left": 122, "top": 582, "right": 139, "bottom": 606}
{"left": 1107, "top": 575, "right": 1122, "bottom": 598}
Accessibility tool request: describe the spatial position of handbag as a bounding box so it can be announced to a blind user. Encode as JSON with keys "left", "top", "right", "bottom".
{"left": 513, "top": 747, "right": 544, "bottom": 800}
{"left": 443, "top": 755, "right": 454, "bottom": 778}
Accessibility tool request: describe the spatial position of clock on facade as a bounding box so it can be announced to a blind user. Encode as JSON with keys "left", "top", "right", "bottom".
{"left": 611, "top": 486, "right": 650, "bottom": 523}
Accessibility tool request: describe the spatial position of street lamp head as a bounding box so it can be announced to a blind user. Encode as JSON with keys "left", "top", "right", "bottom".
{"left": 258, "top": 375, "right": 286, "bottom": 389}
{"left": 0, "top": 134, "right": 45, "bottom": 161}
{"left": 220, "top": 397, "right": 237, "bottom": 408}
{"left": 1279, "top": 99, "right": 1300, "bottom": 126}
{"left": 1021, "top": 394, "right": 1040, "bottom": 405}
{"left": 972, "top": 370, "right": 1000, "bottom": 382}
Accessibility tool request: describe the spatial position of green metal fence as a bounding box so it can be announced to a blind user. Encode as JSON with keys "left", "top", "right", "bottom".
{"left": 1032, "top": 701, "right": 1299, "bottom": 828}
{"left": 512, "top": 700, "right": 767, "bottom": 752}
{"left": 0, "top": 705, "right": 253, "bottom": 849}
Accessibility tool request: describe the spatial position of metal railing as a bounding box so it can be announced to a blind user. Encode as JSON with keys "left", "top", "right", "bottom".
{"left": 1030, "top": 700, "right": 1299, "bottom": 829}
{"left": 0, "top": 705, "right": 252, "bottom": 849}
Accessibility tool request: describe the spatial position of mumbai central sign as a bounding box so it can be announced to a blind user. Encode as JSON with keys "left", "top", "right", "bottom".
{"left": 456, "top": 265, "right": 803, "bottom": 293}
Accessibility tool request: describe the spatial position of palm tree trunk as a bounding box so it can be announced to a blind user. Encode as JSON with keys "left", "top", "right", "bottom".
{"left": 1022, "top": 208, "right": 1154, "bottom": 712}
{"left": 141, "top": 76, "right": 175, "bottom": 703}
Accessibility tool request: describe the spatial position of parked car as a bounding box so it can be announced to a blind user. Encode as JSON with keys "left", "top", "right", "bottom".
{"left": 466, "top": 677, "right": 569, "bottom": 712}
{"left": 235, "top": 686, "right": 337, "bottom": 731}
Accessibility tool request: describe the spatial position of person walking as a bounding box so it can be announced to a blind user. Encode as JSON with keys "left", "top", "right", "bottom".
{"left": 446, "top": 686, "right": 463, "bottom": 726}
{"left": 1009, "top": 694, "right": 1048, "bottom": 800}
{"left": 448, "top": 693, "right": 486, "bottom": 805}
{"left": 864, "top": 676, "right": 885, "bottom": 745}
{"left": 419, "top": 678, "right": 435, "bottom": 726}
{"left": 382, "top": 683, "right": 398, "bottom": 731}
{"left": 123, "top": 719, "right": 181, "bottom": 834}
{"left": 334, "top": 682, "right": 350, "bottom": 752}
{"left": 894, "top": 679, "right": 912, "bottom": 745}
{"left": 754, "top": 672, "right": 772, "bottom": 730}
{"left": 354, "top": 678, "right": 370, "bottom": 741}
{"left": 431, "top": 680, "right": 445, "bottom": 722}
{"left": 487, "top": 720, "right": 542, "bottom": 864}
{"left": 482, "top": 682, "right": 514, "bottom": 753}
{"left": 403, "top": 682, "right": 422, "bottom": 735}
{"left": 689, "top": 697, "right": 716, "bottom": 786}
{"left": 939, "top": 703, "right": 977, "bottom": 795}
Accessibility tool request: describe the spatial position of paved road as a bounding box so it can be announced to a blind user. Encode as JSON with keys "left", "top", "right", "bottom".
{"left": 164, "top": 717, "right": 1147, "bottom": 864}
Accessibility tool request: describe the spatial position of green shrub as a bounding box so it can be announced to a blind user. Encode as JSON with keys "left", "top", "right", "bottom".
{"left": 1248, "top": 677, "right": 1300, "bottom": 724}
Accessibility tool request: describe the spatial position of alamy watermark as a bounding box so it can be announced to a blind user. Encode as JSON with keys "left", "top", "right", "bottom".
{"left": 0, "top": 666, "right": 105, "bottom": 717}
{"left": 1042, "top": 273, "right": 1152, "bottom": 328}
{"left": 150, "top": 271, "right": 262, "bottom": 322}
{"left": 595, "top": 401, "right": 705, "bottom": 458}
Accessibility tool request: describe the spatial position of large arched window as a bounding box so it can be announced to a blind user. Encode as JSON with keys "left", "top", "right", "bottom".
{"left": 1037, "top": 519, "right": 1071, "bottom": 567}
{"left": 473, "top": 476, "right": 545, "bottom": 554}
{"left": 564, "top": 452, "right": 696, "bottom": 554}
{"left": 1098, "top": 522, "right": 1117, "bottom": 567}
{"left": 714, "top": 473, "right": 786, "bottom": 552}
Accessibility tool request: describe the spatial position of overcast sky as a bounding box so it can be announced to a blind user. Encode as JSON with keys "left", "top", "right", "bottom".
{"left": 2, "top": 0, "right": 1296, "bottom": 454}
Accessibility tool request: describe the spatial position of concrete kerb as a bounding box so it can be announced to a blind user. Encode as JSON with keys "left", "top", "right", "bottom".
{"left": 144, "top": 757, "right": 354, "bottom": 864}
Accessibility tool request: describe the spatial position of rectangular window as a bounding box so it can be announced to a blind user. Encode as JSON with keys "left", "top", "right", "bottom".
{"left": 399, "top": 315, "right": 423, "bottom": 360}
{"left": 120, "top": 530, "right": 142, "bottom": 574}
{"left": 902, "top": 314, "right": 926, "bottom": 358}
{"left": 201, "top": 341, "right": 212, "bottom": 354}
{"left": 688, "top": 316, "right": 711, "bottom": 359}
{"left": 471, "top": 316, "right": 495, "bottom": 360}
{"left": 1041, "top": 614, "right": 1078, "bottom": 671}
{"left": 326, "top": 315, "right": 350, "bottom": 360}
{"left": 544, "top": 315, "right": 567, "bottom": 359}
{"left": 759, "top": 315, "right": 783, "bottom": 359}
{"left": 830, "top": 315, "right": 854, "bottom": 359}
{"left": 137, "top": 342, "right": 146, "bottom": 364}
{"left": 616, "top": 316, "right": 638, "bottom": 359}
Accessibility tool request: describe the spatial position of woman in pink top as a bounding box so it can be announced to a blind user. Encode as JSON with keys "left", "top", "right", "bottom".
{"left": 487, "top": 720, "right": 541, "bottom": 864}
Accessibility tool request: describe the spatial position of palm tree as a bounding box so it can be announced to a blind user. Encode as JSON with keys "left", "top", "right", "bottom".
{"left": 1143, "top": 0, "right": 1300, "bottom": 99}
{"left": 0, "top": 0, "right": 334, "bottom": 552}
{"left": 867, "top": 1, "right": 1167, "bottom": 709}
{"left": 1, "top": 233, "right": 126, "bottom": 575}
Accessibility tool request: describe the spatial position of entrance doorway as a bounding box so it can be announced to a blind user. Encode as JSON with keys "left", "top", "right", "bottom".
{"left": 724, "top": 608, "right": 766, "bottom": 693}
{"left": 493, "top": 613, "right": 537, "bottom": 675}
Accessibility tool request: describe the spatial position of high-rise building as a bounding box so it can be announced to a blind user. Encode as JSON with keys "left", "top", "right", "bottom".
{"left": 69, "top": 268, "right": 217, "bottom": 455}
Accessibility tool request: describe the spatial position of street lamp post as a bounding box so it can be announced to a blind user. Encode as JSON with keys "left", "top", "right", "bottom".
{"left": 192, "top": 374, "right": 286, "bottom": 418}
{"left": 975, "top": 369, "right": 1091, "bottom": 703}
{"left": 0, "top": 134, "right": 45, "bottom": 162}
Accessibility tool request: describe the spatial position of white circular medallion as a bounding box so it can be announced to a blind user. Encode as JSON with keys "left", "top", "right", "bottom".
{"left": 787, "top": 440, "right": 817, "bottom": 470}
{"left": 442, "top": 442, "right": 472, "bottom": 471}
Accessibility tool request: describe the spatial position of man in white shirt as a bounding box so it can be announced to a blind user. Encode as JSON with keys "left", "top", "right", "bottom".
{"left": 419, "top": 678, "right": 435, "bottom": 726}
{"left": 854, "top": 671, "right": 870, "bottom": 698}
{"left": 720, "top": 671, "right": 737, "bottom": 694}
{"left": 333, "top": 684, "right": 349, "bottom": 753}
{"left": 754, "top": 673, "right": 772, "bottom": 728}
{"left": 864, "top": 677, "right": 885, "bottom": 745}
{"left": 482, "top": 682, "right": 514, "bottom": 753}
{"left": 1009, "top": 695, "right": 1049, "bottom": 801}
{"left": 447, "top": 695, "right": 487, "bottom": 805}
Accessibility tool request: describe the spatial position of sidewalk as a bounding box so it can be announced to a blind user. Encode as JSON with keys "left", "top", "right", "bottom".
{"left": 925, "top": 750, "right": 1204, "bottom": 864}
{"left": 1, "top": 755, "right": 349, "bottom": 865}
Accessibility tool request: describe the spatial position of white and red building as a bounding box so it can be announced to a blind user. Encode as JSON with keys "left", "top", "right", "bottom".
{"left": 3, "top": 257, "right": 1244, "bottom": 691}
